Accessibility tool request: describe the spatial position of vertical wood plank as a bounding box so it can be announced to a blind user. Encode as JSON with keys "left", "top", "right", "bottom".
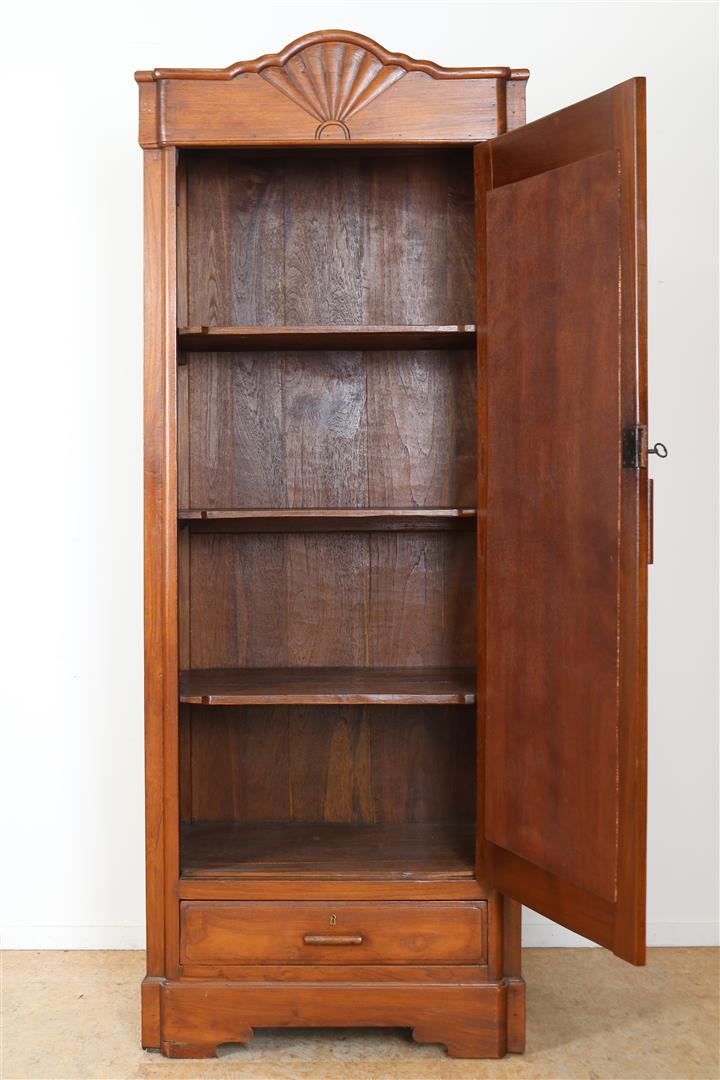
{"left": 176, "top": 153, "right": 189, "bottom": 329}
{"left": 143, "top": 146, "right": 179, "bottom": 978}
{"left": 283, "top": 351, "right": 368, "bottom": 507}
{"left": 142, "top": 148, "right": 165, "bottom": 974}
{"left": 186, "top": 154, "right": 232, "bottom": 325}
{"left": 501, "top": 896, "right": 522, "bottom": 978}
{"left": 178, "top": 702, "right": 192, "bottom": 822}
{"left": 369, "top": 707, "right": 476, "bottom": 824}
{"left": 284, "top": 156, "right": 362, "bottom": 324}
{"left": 286, "top": 534, "right": 368, "bottom": 666}
{"left": 613, "top": 78, "right": 649, "bottom": 966}
{"left": 473, "top": 143, "right": 490, "bottom": 882}
{"left": 501, "top": 896, "right": 525, "bottom": 1052}
{"left": 190, "top": 705, "right": 291, "bottom": 821}
{"left": 366, "top": 350, "right": 476, "bottom": 508}
{"left": 231, "top": 159, "right": 286, "bottom": 324}
{"left": 368, "top": 533, "right": 475, "bottom": 667}
{"left": 288, "top": 706, "right": 375, "bottom": 822}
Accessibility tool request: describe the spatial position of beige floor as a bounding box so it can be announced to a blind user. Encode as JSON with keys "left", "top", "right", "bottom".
{"left": 1, "top": 949, "right": 718, "bottom": 1080}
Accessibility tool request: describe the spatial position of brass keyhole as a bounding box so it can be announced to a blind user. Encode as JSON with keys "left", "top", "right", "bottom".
{"left": 329, "top": 914, "right": 337, "bottom": 925}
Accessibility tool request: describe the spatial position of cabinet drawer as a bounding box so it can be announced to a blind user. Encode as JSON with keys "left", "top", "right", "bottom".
{"left": 180, "top": 901, "right": 487, "bottom": 965}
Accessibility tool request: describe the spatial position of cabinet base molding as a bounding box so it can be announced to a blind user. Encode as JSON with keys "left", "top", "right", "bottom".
{"left": 143, "top": 976, "right": 525, "bottom": 1059}
{"left": 505, "top": 976, "right": 526, "bottom": 1053}
{"left": 140, "top": 976, "right": 163, "bottom": 1049}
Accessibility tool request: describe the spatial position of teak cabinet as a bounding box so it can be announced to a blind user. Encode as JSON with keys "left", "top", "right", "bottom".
{"left": 137, "top": 30, "right": 650, "bottom": 1059}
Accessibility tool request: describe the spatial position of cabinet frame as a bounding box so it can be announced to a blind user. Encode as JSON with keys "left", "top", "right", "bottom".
{"left": 138, "top": 28, "right": 648, "bottom": 1060}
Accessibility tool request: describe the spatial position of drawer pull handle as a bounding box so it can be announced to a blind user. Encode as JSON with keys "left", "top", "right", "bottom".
{"left": 303, "top": 934, "right": 363, "bottom": 946}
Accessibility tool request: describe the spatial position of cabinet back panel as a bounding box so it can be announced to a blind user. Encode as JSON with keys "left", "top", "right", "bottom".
{"left": 188, "top": 531, "right": 476, "bottom": 669}
{"left": 184, "top": 349, "right": 476, "bottom": 509}
{"left": 184, "top": 704, "right": 476, "bottom": 824}
{"left": 185, "top": 151, "right": 476, "bottom": 327}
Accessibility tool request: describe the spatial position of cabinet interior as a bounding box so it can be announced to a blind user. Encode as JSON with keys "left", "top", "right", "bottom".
{"left": 177, "top": 147, "right": 480, "bottom": 881}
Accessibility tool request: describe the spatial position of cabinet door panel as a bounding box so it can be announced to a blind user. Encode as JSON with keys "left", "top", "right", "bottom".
{"left": 476, "top": 79, "right": 647, "bottom": 964}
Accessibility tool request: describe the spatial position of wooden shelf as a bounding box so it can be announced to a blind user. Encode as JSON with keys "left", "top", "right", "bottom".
{"left": 181, "top": 822, "right": 476, "bottom": 880}
{"left": 180, "top": 667, "right": 476, "bottom": 705}
{"left": 178, "top": 324, "right": 476, "bottom": 352}
{"left": 178, "top": 507, "right": 477, "bottom": 532}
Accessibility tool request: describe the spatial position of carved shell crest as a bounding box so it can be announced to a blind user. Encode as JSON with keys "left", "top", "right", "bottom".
{"left": 259, "top": 42, "right": 405, "bottom": 138}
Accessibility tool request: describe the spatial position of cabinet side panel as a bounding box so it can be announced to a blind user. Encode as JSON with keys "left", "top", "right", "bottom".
{"left": 473, "top": 144, "right": 490, "bottom": 881}
{"left": 505, "top": 77, "right": 528, "bottom": 131}
{"left": 143, "top": 149, "right": 166, "bottom": 976}
{"left": 143, "top": 147, "right": 179, "bottom": 976}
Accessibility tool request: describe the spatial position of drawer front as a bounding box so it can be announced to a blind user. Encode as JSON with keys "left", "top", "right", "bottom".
{"left": 180, "top": 901, "right": 487, "bottom": 965}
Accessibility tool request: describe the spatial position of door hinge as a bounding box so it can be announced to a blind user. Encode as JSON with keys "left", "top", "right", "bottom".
{"left": 622, "top": 425, "right": 648, "bottom": 468}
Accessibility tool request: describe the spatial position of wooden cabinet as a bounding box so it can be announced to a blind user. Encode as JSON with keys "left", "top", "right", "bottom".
{"left": 137, "top": 30, "right": 649, "bottom": 1060}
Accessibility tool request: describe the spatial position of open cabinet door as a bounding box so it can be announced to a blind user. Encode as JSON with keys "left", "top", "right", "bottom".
{"left": 476, "top": 79, "right": 648, "bottom": 964}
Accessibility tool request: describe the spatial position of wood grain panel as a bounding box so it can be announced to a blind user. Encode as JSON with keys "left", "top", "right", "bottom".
{"left": 188, "top": 533, "right": 288, "bottom": 667}
{"left": 178, "top": 325, "right": 476, "bottom": 350}
{"left": 180, "top": 509, "right": 476, "bottom": 533}
{"left": 185, "top": 151, "right": 475, "bottom": 328}
{"left": 484, "top": 150, "right": 621, "bottom": 903}
{"left": 186, "top": 704, "right": 475, "bottom": 824}
{"left": 284, "top": 533, "right": 368, "bottom": 666}
{"left": 283, "top": 352, "right": 367, "bottom": 507}
{"left": 187, "top": 154, "right": 284, "bottom": 325}
{"left": 187, "top": 705, "right": 291, "bottom": 822}
{"left": 157, "top": 75, "right": 504, "bottom": 147}
{"left": 368, "top": 532, "right": 475, "bottom": 667}
{"left": 181, "top": 822, "right": 476, "bottom": 878}
{"left": 189, "top": 532, "right": 474, "bottom": 669}
{"left": 287, "top": 707, "right": 374, "bottom": 822}
{"left": 178, "top": 881, "right": 486, "bottom": 901}
{"left": 368, "top": 708, "right": 476, "bottom": 824}
{"left": 138, "top": 30, "right": 522, "bottom": 154}
{"left": 142, "top": 148, "right": 168, "bottom": 978}
{"left": 185, "top": 155, "right": 233, "bottom": 326}
{"left": 157, "top": 980, "right": 507, "bottom": 1059}
{"left": 176, "top": 963, "right": 490, "bottom": 981}
{"left": 187, "top": 349, "right": 475, "bottom": 510}
{"left": 142, "top": 147, "right": 180, "bottom": 979}
{"left": 180, "top": 901, "right": 487, "bottom": 965}
{"left": 366, "top": 351, "right": 476, "bottom": 507}
{"left": 179, "top": 666, "right": 475, "bottom": 704}
{"left": 360, "top": 155, "right": 464, "bottom": 324}
{"left": 187, "top": 352, "right": 286, "bottom": 508}
{"left": 475, "top": 79, "right": 648, "bottom": 969}
{"left": 283, "top": 157, "right": 362, "bottom": 324}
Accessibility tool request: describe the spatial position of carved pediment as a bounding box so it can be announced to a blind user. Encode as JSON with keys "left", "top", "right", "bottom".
{"left": 258, "top": 41, "right": 406, "bottom": 136}
{"left": 136, "top": 31, "right": 529, "bottom": 145}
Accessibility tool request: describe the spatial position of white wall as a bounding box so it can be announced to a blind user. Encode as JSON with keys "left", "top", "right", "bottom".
{"left": 1, "top": 0, "right": 717, "bottom": 949}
